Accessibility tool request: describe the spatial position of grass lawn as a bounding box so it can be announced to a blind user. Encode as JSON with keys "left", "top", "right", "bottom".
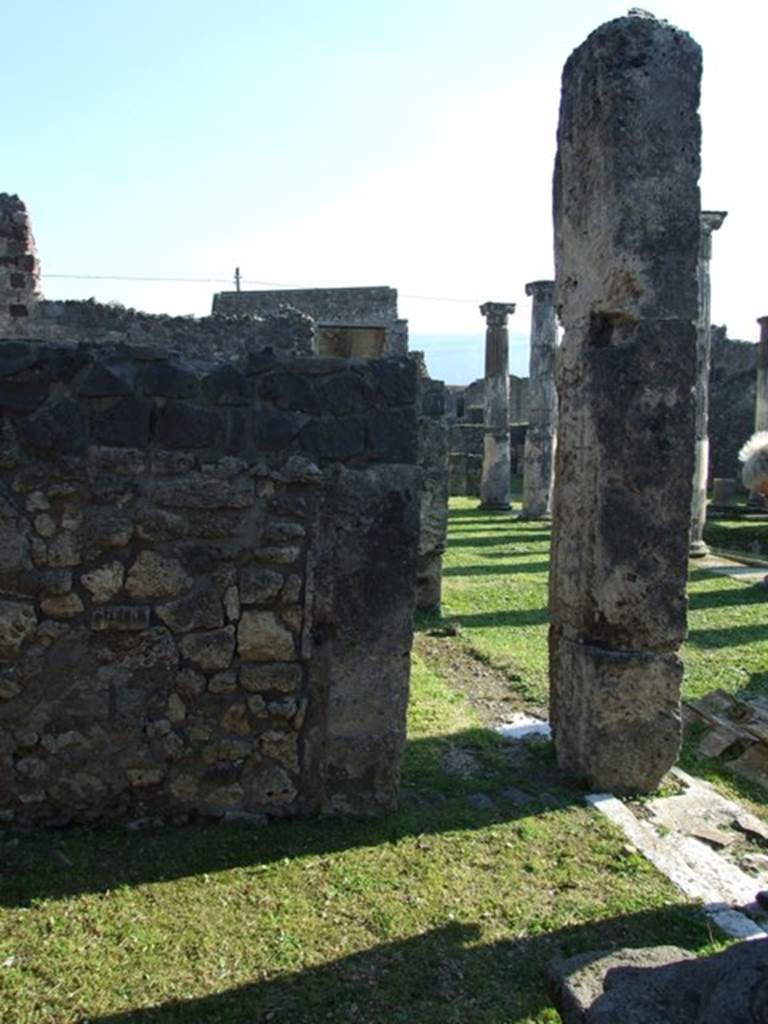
{"left": 2, "top": 495, "right": 758, "bottom": 1024}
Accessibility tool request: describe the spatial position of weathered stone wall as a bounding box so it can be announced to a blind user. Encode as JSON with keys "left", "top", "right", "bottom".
{"left": 212, "top": 287, "right": 408, "bottom": 357}
{"left": 0, "top": 339, "right": 419, "bottom": 826}
{"left": 6, "top": 299, "right": 315, "bottom": 362}
{"left": 0, "top": 195, "right": 39, "bottom": 327}
{"left": 709, "top": 328, "right": 757, "bottom": 481}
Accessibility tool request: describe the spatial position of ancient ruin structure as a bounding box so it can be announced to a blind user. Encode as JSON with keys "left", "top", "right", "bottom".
{"left": 0, "top": 195, "right": 438, "bottom": 826}
{"left": 479, "top": 302, "right": 515, "bottom": 510}
{"left": 0, "top": 195, "right": 39, "bottom": 329}
{"left": 549, "top": 14, "right": 700, "bottom": 793}
{"left": 756, "top": 316, "right": 768, "bottom": 433}
{"left": 690, "top": 211, "right": 727, "bottom": 557}
{"left": 212, "top": 286, "right": 408, "bottom": 358}
{"left": 521, "top": 280, "right": 557, "bottom": 519}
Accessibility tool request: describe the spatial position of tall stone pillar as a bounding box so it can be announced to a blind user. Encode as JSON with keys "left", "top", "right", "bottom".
{"left": 689, "top": 210, "right": 727, "bottom": 557}
{"left": 521, "top": 280, "right": 557, "bottom": 518}
{"left": 756, "top": 316, "right": 768, "bottom": 433}
{"left": 549, "top": 14, "right": 701, "bottom": 794}
{"left": 0, "top": 194, "right": 40, "bottom": 330}
{"left": 479, "top": 301, "right": 515, "bottom": 510}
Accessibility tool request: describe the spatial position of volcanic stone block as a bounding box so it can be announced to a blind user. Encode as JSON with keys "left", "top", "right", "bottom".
{"left": 549, "top": 14, "right": 701, "bottom": 792}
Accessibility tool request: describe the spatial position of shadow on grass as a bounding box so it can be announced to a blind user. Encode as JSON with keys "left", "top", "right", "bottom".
{"left": 448, "top": 608, "right": 549, "bottom": 629}
{"left": 443, "top": 562, "right": 549, "bottom": 578}
{"left": 446, "top": 535, "right": 550, "bottom": 549}
{"left": 688, "top": 586, "right": 768, "bottom": 612}
{"left": 686, "top": 622, "right": 768, "bottom": 649}
{"left": 0, "top": 728, "right": 581, "bottom": 908}
{"left": 88, "top": 906, "right": 713, "bottom": 1024}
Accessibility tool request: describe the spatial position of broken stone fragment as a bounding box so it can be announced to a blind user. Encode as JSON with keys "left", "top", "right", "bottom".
{"left": 237, "top": 610, "right": 295, "bottom": 662}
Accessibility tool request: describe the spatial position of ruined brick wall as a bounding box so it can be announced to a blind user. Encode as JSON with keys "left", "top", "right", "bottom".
{"left": 212, "top": 287, "right": 408, "bottom": 357}
{"left": 7, "top": 300, "right": 315, "bottom": 362}
{"left": 0, "top": 340, "right": 419, "bottom": 826}
{"left": 0, "top": 195, "right": 39, "bottom": 328}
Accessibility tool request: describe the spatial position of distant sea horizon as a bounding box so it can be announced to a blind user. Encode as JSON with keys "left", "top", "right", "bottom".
{"left": 409, "top": 332, "right": 530, "bottom": 386}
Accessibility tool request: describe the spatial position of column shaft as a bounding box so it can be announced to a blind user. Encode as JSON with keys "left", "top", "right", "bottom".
{"left": 521, "top": 280, "right": 557, "bottom": 518}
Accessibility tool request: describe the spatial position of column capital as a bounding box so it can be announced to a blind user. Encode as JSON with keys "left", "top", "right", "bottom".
{"left": 480, "top": 301, "right": 515, "bottom": 326}
{"left": 757, "top": 316, "right": 768, "bottom": 327}
{"left": 525, "top": 280, "right": 555, "bottom": 301}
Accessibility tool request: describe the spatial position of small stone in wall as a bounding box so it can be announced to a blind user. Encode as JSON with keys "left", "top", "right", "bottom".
{"left": 238, "top": 610, "right": 295, "bottom": 662}
{"left": 90, "top": 605, "right": 151, "bottom": 632}
{"left": 122, "top": 627, "right": 178, "bottom": 670}
{"left": 47, "top": 531, "right": 81, "bottom": 568}
{"left": 0, "top": 600, "right": 37, "bottom": 660}
{"left": 180, "top": 625, "right": 235, "bottom": 672}
{"left": 126, "top": 551, "right": 192, "bottom": 599}
{"left": 81, "top": 562, "right": 124, "bottom": 604}
{"left": 26, "top": 491, "right": 50, "bottom": 512}
{"left": 176, "top": 668, "right": 207, "bottom": 698}
{"left": 240, "top": 662, "right": 302, "bottom": 693}
{"left": 208, "top": 670, "right": 237, "bottom": 694}
{"left": 40, "top": 592, "right": 84, "bottom": 619}
{"left": 164, "top": 732, "right": 185, "bottom": 759}
{"left": 258, "top": 729, "right": 299, "bottom": 773}
{"left": 167, "top": 693, "right": 186, "bottom": 723}
{"left": 246, "top": 694, "right": 267, "bottom": 716}
{"left": 156, "top": 589, "right": 224, "bottom": 633}
{"left": 224, "top": 585, "right": 240, "bottom": 622}
{"left": 169, "top": 774, "right": 198, "bottom": 802}
{"left": 221, "top": 702, "right": 250, "bottom": 735}
{"left": 34, "top": 513, "right": 56, "bottom": 538}
{"left": 239, "top": 568, "right": 283, "bottom": 605}
{"left": 245, "top": 761, "right": 297, "bottom": 806}
{"left": 252, "top": 545, "right": 301, "bottom": 565}
{"left": 127, "top": 768, "right": 164, "bottom": 787}
{"left": 204, "top": 783, "right": 244, "bottom": 810}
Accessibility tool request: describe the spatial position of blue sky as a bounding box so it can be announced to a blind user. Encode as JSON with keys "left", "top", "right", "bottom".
{"left": 5, "top": 1, "right": 767, "bottom": 383}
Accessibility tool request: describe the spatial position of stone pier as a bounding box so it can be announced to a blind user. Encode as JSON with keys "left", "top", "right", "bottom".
{"left": 690, "top": 210, "right": 727, "bottom": 557}
{"left": 756, "top": 316, "right": 768, "bottom": 433}
{"left": 521, "top": 280, "right": 557, "bottom": 519}
{"left": 0, "top": 194, "right": 39, "bottom": 329}
{"left": 479, "top": 301, "right": 515, "bottom": 510}
{"left": 549, "top": 14, "right": 701, "bottom": 793}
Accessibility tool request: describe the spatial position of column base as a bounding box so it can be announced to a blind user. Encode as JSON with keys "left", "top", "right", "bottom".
{"left": 517, "top": 511, "right": 552, "bottom": 522}
{"left": 478, "top": 501, "right": 511, "bottom": 512}
{"left": 689, "top": 540, "right": 710, "bottom": 558}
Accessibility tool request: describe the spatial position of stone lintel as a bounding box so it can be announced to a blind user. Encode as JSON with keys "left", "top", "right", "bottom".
{"left": 479, "top": 302, "right": 515, "bottom": 326}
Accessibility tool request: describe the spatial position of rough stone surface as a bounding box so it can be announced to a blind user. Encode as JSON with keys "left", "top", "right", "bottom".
{"left": 547, "top": 940, "right": 768, "bottom": 1023}
{"left": 549, "top": 14, "right": 700, "bottom": 793}
{"left": 0, "top": 337, "right": 419, "bottom": 825}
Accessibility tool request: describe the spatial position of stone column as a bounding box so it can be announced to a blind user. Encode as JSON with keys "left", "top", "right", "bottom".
{"left": 549, "top": 14, "right": 701, "bottom": 794}
{"left": 479, "top": 301, "right": 515, "bottom": 510}
{"left": 689, "top": 210, "right": 727, "bottom": 557}
{"left": 756, "top": 316, "right": 768, "bottom": 433}
{"left": 0, "top": 194, "right": 39, "bottom": 331}
{"left": 521, "top": 280, "right": 557, "bottom": 518}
